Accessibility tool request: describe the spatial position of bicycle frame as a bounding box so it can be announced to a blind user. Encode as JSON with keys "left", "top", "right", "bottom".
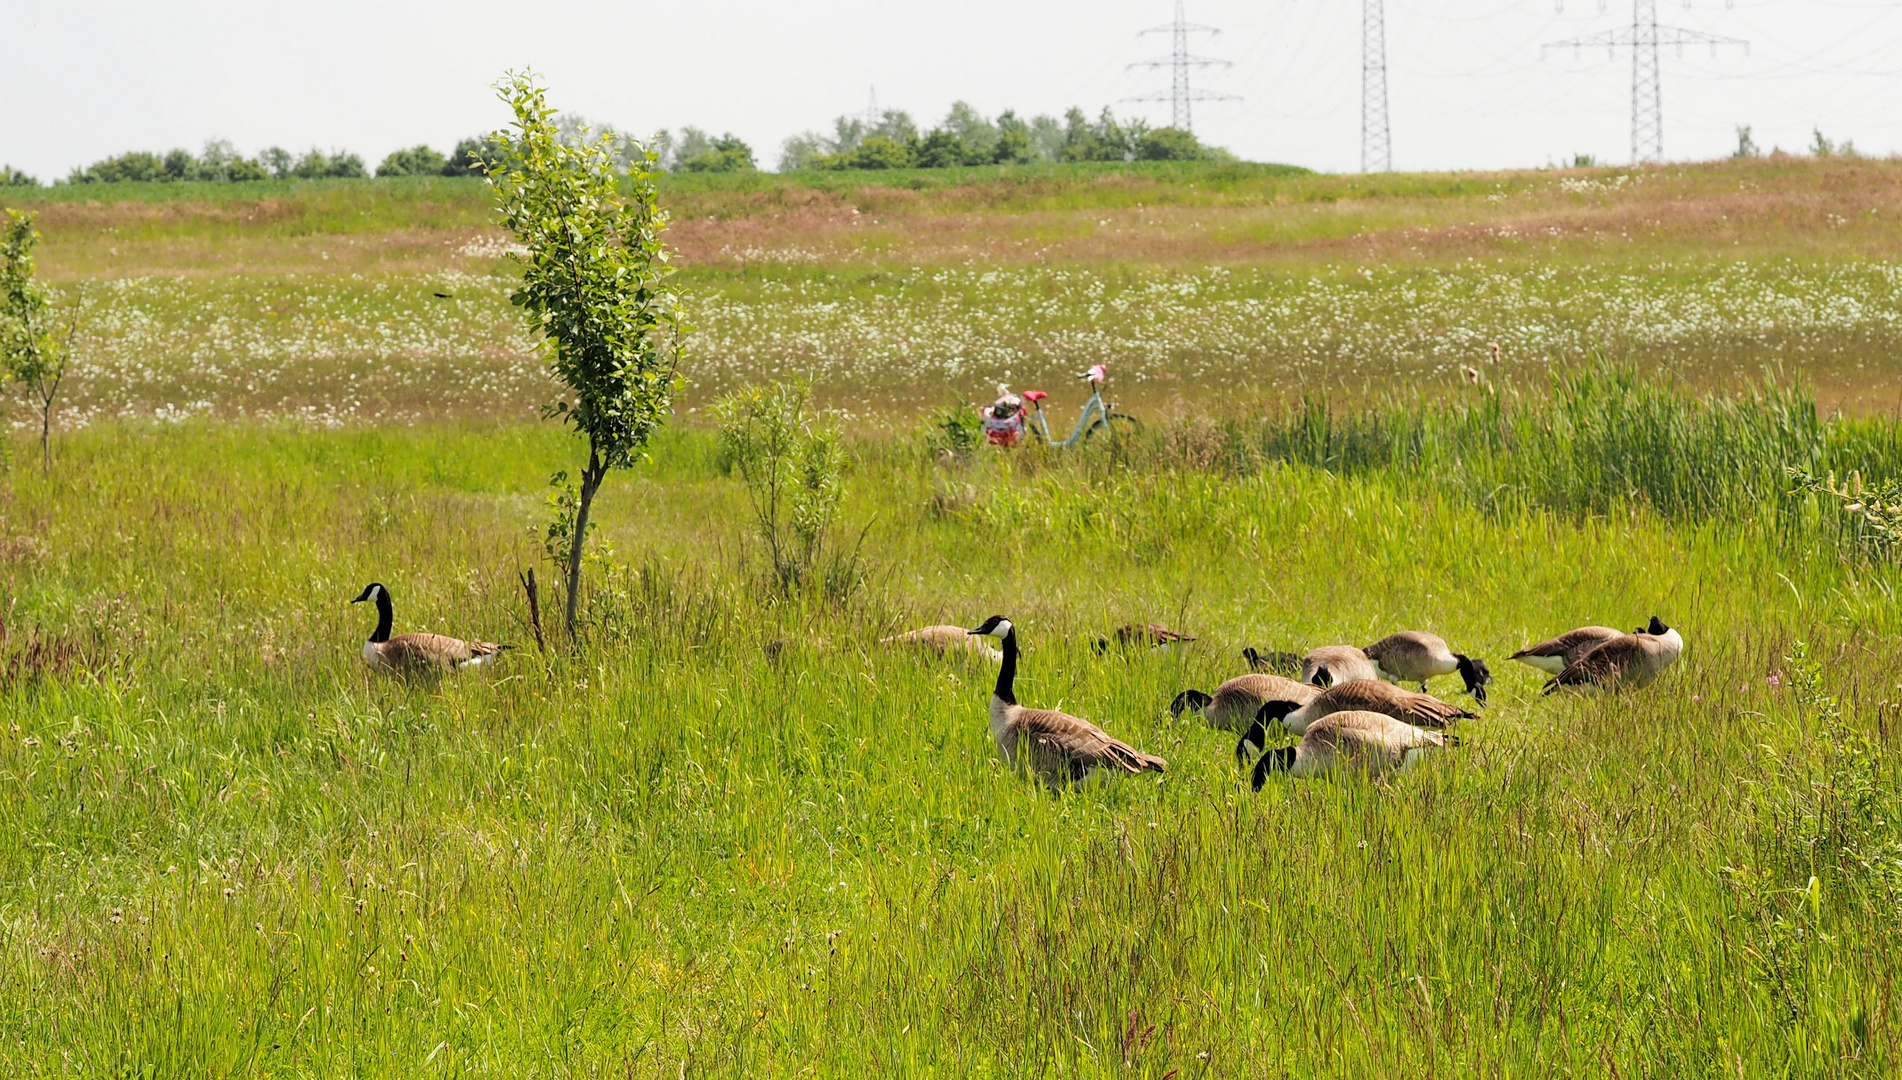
{"left": 1027, "top": 387, "right": 1110, "bottom": 448}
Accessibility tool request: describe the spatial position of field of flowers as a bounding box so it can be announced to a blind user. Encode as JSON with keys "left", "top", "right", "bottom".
{"left": 8, "top": 157, "right": 1902, "bottom": 430}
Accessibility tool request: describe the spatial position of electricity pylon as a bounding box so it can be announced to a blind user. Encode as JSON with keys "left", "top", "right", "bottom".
{"left": 1124, "top": 1, "right": 1238, "bottom": 132}
{"left": 1363, "top": 0, "right": 1391, "bottom": 172}
{"left": 1544, "top": 0, "right": 1747, "bottom": 164}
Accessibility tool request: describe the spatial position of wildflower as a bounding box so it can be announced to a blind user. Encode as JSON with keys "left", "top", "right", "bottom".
{"left": 1766, "top": 671, "right": 1783, "bottom": 688}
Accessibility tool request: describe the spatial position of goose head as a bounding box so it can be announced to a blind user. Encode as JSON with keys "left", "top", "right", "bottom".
{"left": 1170, "top": 689, "right": 1212, "bottom": 717}
{"left": 967, "top": 615, "right": 1013, "bottom": 639}
{"left": 351, "top": 583, "right": 387, "bottom": 604}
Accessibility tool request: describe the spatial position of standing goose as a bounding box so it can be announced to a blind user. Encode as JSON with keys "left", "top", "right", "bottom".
{"left": 1543, "top": 616, "right": 1684, "bottom": 695}
{"left": 1170, "top": 673, "right": 1321, "bottom": 732}
{"left": 1364, "top": 631, "right": 1492, "bottom": 704}
{"left": 1235, "top": 678, "right": 1475, "bottom": 760}
{"left": 1245, "top": 710, "right": 1459, "bottom": 788}
{"left": 1095, "top": 623, "right": 1195, "bottom": 654}
{"left": 352, "top": 582, "right": 508, "bottom": 673}
{"left": 880, "top": 624, "right": 1002, "bottom": 663}
{"left": 1508, "top": 625, "right": 1632, "bottom": 675}
{"left": 1300, "top": 645, "right": 1382, "bottom": 687}
{"left": 969, "top": 616, "right": 1168, "bottom": 785}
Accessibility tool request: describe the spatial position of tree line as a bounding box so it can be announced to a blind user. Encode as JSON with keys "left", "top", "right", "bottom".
{"left": 779, "top": 103, "right": 1228, "bottom": 171}
{"left": 2, "top": 101, "right": 1230, "bottom": 187}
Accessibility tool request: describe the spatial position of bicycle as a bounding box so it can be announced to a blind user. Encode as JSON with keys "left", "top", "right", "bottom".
{"left": 1022, "top": 364, "right": 1142, "bottom": 447}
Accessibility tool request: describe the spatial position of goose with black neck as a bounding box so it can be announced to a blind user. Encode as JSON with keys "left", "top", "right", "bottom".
{"left": 352, "top": 582, "right": 509, "bottom": 674}
{"left": 968, "top": 615, "right": 1167, "bottom": 786}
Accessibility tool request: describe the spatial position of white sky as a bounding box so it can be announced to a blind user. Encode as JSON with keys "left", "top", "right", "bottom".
{"left": 5, "top": 1, "right": 1902, "bottom": 181}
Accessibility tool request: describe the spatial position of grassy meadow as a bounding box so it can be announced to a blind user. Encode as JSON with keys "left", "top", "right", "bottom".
{"left": 4, "top": 160, "right": 1902, "bottom": 1075}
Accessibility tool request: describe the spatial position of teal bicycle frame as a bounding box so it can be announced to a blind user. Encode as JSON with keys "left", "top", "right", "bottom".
{"left": 1025, "top": 384, "right": 1139, "bottom": 447}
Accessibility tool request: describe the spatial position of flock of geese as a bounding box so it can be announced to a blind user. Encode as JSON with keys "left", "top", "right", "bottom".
{"left": 349, "top": 581, "right": 1685, "bottom": 791}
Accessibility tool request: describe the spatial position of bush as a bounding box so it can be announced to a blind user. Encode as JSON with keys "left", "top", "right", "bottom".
{"left": 293, "top": 149, "right": 367, "bottom": 179}
{"left": 377, "top": 144, "right": 448, "bottom": 177}
{"left": 713, "top": 380, "right": 859, "bottom": 601}
{"left": 678, "top": 134, "right": 755, "bottom": 173}
{"left": 0, "top": 166, "right": 38, "bottom": 188}
{"left": 1135, "top": 127, "right": 1208, "bottom": 162}
{"left": 443, "top": 136, "right": 503, "bottom": 177}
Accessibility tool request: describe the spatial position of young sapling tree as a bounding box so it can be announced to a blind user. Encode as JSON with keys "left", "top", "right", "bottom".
{"left": 1, "top": 210, "right": 76, "bottom": 475}
{"left": 484, "top": 73, "right": 687, "bottom": 637}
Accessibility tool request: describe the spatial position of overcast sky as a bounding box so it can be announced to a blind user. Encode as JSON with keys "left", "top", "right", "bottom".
{"left": 6, "top": 1, "right": 1902, "bottom": 181}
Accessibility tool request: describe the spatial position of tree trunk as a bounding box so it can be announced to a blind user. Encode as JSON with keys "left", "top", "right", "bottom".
{"left": 39, "top": 404, "right": 50, "bottom": 476}
{"left": 564, "top": 445, "right": 605, "bottom": 640}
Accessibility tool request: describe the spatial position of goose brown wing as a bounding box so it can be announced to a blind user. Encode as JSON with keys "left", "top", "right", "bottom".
{"left": 1511, "top": 626, "right": 1619, "bottom": 663}
{"left": 1319, "top": 680, "right": 1473, "bottom": 729}
{"left": 1552, "top": 634, "right": 1645, "bottom": 687}
{"left": 1014, "top": 707, "right": 1168, "bottom": 775}
{"left": 1217, "top": 674, "right": 1320, "bottom": 705}
{"left": 1309, "top": 710, "right": 1450, "bottom": 772}
{"left": 381, "top": 633, "right": 500, "bottom": 669}
{"left": 1116, "top": 623, "right": 1194, "bottom": 647}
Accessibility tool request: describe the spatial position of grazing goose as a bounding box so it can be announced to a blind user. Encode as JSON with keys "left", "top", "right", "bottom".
{"left": 880, "top": 624, "right": 1002, "bottom": 662}
{"left": 1508, "top": 625, "right": 1629, "bottom": 675}
{"left": 1095, "top": 623, "right": 1195, "bottom": 654}
{"left": 1246, "top": 710, "right": 1458, "bottom": 788}
{"left": 1242, "top": 647, "right": 1303, "bottom": 674}
{"left": 969, "top": 616, "right": 1168, "bottom": 785}
{"left": 1543, "top": 616, "right": 1684, "bottom": 695}
{"left": 1300, "top": 645, "right": 1382, "bottom": 687}
{"left": 1236, "top": 678, "right": 1475, "bottom": 761}
{"left": 351, "top": 582, "right": 507, "bottom": 673}
{"left": 1170, "top": 673, "right": 1321, "bottom": 732}
{"left": 1364, "top": 631, "right": 1492, "bottom": 704}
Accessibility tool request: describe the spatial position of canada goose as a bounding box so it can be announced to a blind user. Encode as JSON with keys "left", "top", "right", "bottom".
{"left": 1364, "top": 631, "right": 1492, "bottom": 704}
{"left": 1170, "top": 673, "right": 1321, "bottom": 732}
{"left": 1543, "top": 616, "right": 1684, "bottom": 695}
{"left": 1237, "top": 679, "right": 1475, "bottom": 760}
{"left": 351, "top": 582, "right": 507, "bottom": 673}
{"left": 1095, "top": 623, "right": 1195, "bottom": 654}
{"left": 880, "top": 624, "right": 1002, "bottom": 662}
{"left": 1242, "top": 647, "right": 1302, "bottom": 674}
{"left": 968, "top": 615, "right": 1167, "bottom": 785}
{"left": 1244, "top": 709, "right": 1459, "bottom": 788}
{"left": 1300, "top": 645, "right": 1381, "bottom": 687}
{"left": 1508, "top": 625, "right": 1628, "bottom": 675}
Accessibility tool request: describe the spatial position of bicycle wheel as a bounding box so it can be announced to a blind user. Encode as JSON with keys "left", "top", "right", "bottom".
{"left": 1085, "top": 412, "right": 1143, "bottom": 441}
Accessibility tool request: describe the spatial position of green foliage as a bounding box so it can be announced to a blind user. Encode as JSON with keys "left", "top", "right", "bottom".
{"left": 0, "top": 210, "right": 73, "bottom": 473}
{"left": 1736, "top": 125, "right": 1760, "bottom": 159}
{"left": 0, "top": 165, "right": 37, "bottom": 188}
{"left": 443, "top": 135, "right": 503, "bottom": 177}
{"left": 712, "top": 380, "right": 857, "bottom": 600}
{"left": 677, "top": 132, "right": 755, "bottom": 174}
{"left": 1135, "top": 126, "right": 1219, "bottom": 162}
{"left": 487, "top": 71, "right": 686, "bottom": 636}
{"left": 1060, "top": 107, "right": 1150, "bottom": 162}
{"left": 292, "top": 149, "right": 367, "bottom": 179}
{"left": 375, "top": 144, "right": 448, "bottom": 178}
{"left": 785, "top": 101, "right": 1232, "bottom": 171}
{"left": 65, "top": 140, "right": 279, "bottom": 184}
{"left": 922, "top": 399, "right": 983, "bottom": 463}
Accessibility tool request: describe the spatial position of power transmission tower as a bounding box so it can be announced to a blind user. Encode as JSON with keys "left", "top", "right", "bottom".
{"left": 1125, "top": 1, "right": 1238, "bottom": 132}
{"left": 864, "top": 87, "right": 880, "bottom": 131}
{"left": 1543, "top": 0, "right": 1746, "bottom": 164}
{"left": 1362, "top": 0, "right": 1391, "bottom": 172}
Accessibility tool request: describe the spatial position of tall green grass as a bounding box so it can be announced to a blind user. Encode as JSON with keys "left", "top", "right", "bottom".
{"left": 3, "top": 367, "right": 1901, "bottom": 1074}
{"left": 1142, "top": 363, "right": 1902, "bottom": 526}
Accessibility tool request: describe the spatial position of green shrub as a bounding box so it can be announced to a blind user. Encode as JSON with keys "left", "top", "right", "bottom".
{"left": 376, "top": 144, "right": 448, "bottom": 177}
